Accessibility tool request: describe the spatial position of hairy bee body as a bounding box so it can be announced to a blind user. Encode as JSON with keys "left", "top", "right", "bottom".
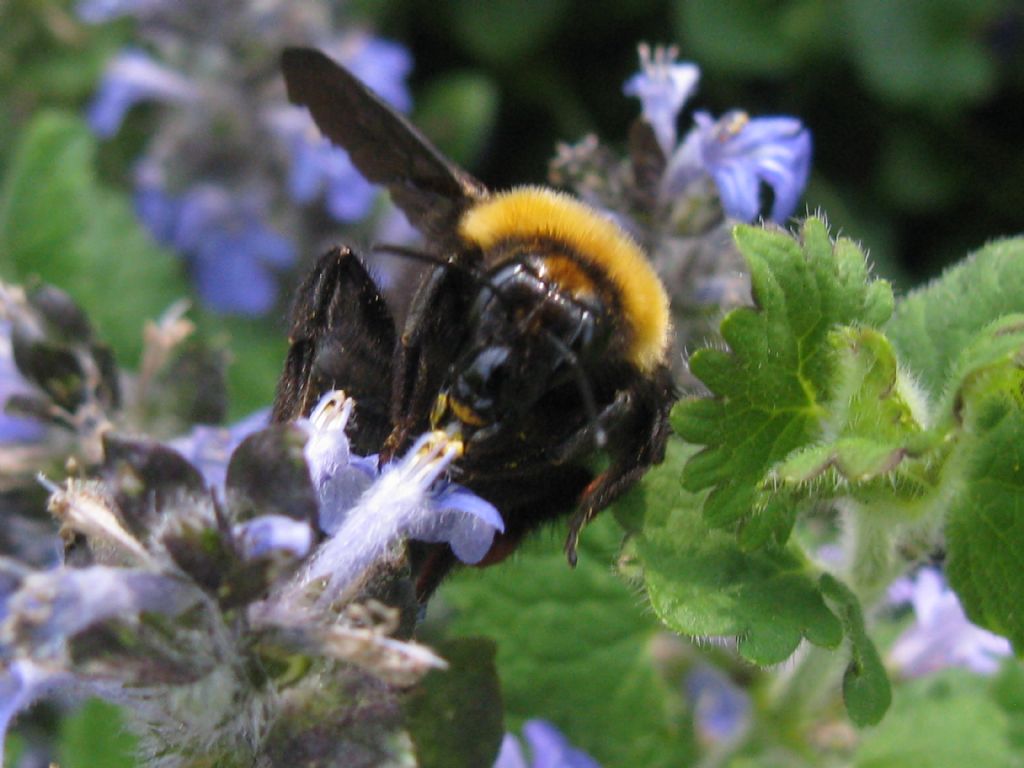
{"left": 273, "top": 48, "right": 677, "bottom": 598}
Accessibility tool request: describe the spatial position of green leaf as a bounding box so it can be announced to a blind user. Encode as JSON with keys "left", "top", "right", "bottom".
{"left": 629, "top": 438, "right": 842, "bottom": 666}
{"left": 57, "top": 699, "right": 136, "bottom": 768}
{"left": 768, "top": 328, "right": 935, "bottom": 501}
{"left": 404, "top": 638, "right": 504, "bottom": 768}
{"left": 819, "top": 574, "right": 891, "bottom": 725}
{"left": 945, "top": 400, "right": 1024, "bottom": 652}
{"left": 441, "top": 515, "right": 694, "bottom": 768}
{"left": 885, "top": 237, "right": 1024, "bottom": 400}
{"left": 675, "top": 217, "right": 893, "bottom": 531}
{"left": 0, "top": 111, "right": 189, "bottom": 366}
{"left": 852, "top": 670, "right": 1018, "bottom": 768}
{"left": 934, "top": 315, "right": 1024, "bottom": 650}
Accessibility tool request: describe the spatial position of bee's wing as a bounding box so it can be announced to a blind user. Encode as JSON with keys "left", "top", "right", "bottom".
{"left": 281, "top": 47, "right": 488, "bottom": 253}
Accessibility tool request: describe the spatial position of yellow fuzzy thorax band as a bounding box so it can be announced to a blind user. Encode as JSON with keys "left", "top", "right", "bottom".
{"left": 457, "top": 186, "right": 670, "bottom": 373}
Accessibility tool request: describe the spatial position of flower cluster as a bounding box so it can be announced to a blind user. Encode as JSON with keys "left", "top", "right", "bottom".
{"left": 79, "top": 0, "right": 413, "bottom": 315}
{"left": 624, "top": 44, "right": 812, "bottom": 226}
{"left": 0, "top": 389, "right": 504, "bottom": 765}
{"left": 548, "top": 45, "right": 812, "bottom": 365}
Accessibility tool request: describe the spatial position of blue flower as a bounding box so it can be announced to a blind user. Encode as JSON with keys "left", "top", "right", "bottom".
{"left": 665, "top": 111, "right": 812, "bottom": 224}
{"left": 0, "top": 324, "right": 44, "bottom": 444}
{"left": 87, "top": 48, "right": 197, "bottom": 138}
{"left": 622, "top": 43, "right": 700, "bottom": 157}
{"left": 298, "top": 393, "right": 504, "bottom": 602}
{"left": 2, "top": 566, "right": 199, "bottom": 647}
{"left": 494, "top": 720, "right": 600, "bottom": 768}
{"left": 624, "top": 45, "right": 811, "bottom": 224}
{"left": 684, "top": 665, "right": 751, "bottom": 747}
{"left": 888, "top": 567, "right": 1011, "bottom": 677}
{"left": 135, "top": 180, "right": 296, "bottom": 315}
{"left": 279, "top": 118, "right": 378, "bottom": 223}
{"left": 234, "top": 515, "right": 314, "bottom": 561}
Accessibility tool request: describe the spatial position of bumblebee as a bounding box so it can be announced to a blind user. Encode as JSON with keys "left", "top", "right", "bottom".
{"left": 272, "top": 48, "right": 677, "bottom": 598}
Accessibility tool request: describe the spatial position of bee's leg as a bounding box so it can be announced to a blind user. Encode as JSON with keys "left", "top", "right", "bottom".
{"left": 384, "top": 265, "right": 470, "bottom": 460}
{"left": 272, "top": 246, "right": 396, "bottom": 455}
{"left": 548, "top": 390, "right": 633, "bottom": 464}
{"left": 563, "top": 365, "right": 676, "bottom": 565}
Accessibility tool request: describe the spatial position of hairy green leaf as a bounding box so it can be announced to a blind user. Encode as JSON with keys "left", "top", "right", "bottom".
{"left": 768, "top": 328, "right": 936, "bottom": 502}
{"left": 886, "top": 237, "right": 1024, "bottom": 400}
{"left": 940, "top": 315, "right": 1024, "bottom": 651}
{"left": 57, "top": 699, "right": 136, "bottom": 768}
{"left": 627, "top": 439, "right": 842, "bottom": 666}
{"left": 675, "top": 217, "right": 893, "bottom": 531}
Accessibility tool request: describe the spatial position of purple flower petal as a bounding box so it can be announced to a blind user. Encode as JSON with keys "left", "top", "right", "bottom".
{"left": 342, "top": 36, "right": 413, "bottom": 113}
{"left": 684, "top": 665, "right": 750, "bottom": 746}
{"left": 87, "top": 48, "right": 196, "bottom": 138}
{"left": 193, "top": 235, "right": 278, "bottom": 315}
{"left": 623, "top": 44, "right": 700, "bottom": 157}
{"left": 666, "top": 110, "right": 811, "bottom": 224}
{"left": 1, "top": 566, "right": 199, "bottom": 648}
{"left": 324, "top": 165, "right": 377, "bottom": 223}
{"left": 234, "top": 515, "right": 314, "bottom": 561}
{"left": 300, "top": 392, "right": 377, "bottom": 533}
{"left": 302, "top": 431, "right": 503, "bottom": 600}
{"left": 134, "top": 182, "right": 182, "bottom": 245}
{"left": 0, "top": 322, "right": 45, "bottom": 444}
{"left": 522, "top": 720, "right": 600, "bottom": 768}
{"left": 280, "top": 122, "right": 378, "bottom": 223}
{"left": 0, "top": 660, "right": 66, "bottom": 758}
{"left": 409, "top": 484, "right": 504, "bottom": 564}
{"left": 888, "top": 568, "right": 1012, "bottom": 677}
{"left": 156, "top": 184, "right": 295, "bottom": 315}
{"left": 76, "top": 0, "right": 168, "bottom": 23}
{"left": 493, "top": 733, "right": 529, "bottom": 768}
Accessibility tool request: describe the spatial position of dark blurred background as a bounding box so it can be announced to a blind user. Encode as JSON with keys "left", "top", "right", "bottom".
{"left": 375, "top": 0, "right": 1024, "bottom": 288}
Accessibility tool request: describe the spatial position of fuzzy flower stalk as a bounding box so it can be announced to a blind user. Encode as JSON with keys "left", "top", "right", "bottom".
{"left": 0, "top": 388, "right": 504, "bottom": 766}
{"left": 79, "top": 0, "right": 414, "bottom": 315}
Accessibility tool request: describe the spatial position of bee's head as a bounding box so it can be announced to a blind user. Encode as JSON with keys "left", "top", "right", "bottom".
{"left": 432, "top": 255, "right": 612, "bottom": 446}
